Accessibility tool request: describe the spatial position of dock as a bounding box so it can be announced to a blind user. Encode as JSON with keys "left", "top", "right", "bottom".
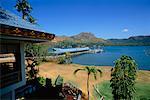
{"left": 49, "top": 47, "right": 90, "bottom": 55}
{"left": 49, "top": 47, "right": 103, "bottom": 56}
{"left": 26, "top": 48, "right": 103, "bottom": 61}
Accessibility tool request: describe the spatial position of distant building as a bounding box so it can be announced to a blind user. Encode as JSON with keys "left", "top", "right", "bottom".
{"left": 49, "top": 47, "right": 90, "bottom": 55}
{"left": 0, "top": 7, "right": 55, "bottom": 100}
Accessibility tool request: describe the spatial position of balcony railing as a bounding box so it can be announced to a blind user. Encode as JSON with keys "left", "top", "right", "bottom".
{"left": 0, "top": 71, "right": 21, "bottom": 88}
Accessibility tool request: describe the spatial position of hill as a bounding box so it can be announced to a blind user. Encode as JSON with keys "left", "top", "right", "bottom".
{"left": 51, "top": 32, "right": 108, "bottom": 48}
{"left": 70, "top": 32, "right": 107, "bottom": 43}
{"left": 108, "top": 35, "right": 150, "bottom": 46}
{"left": 71, "top": 32, "right": 96, "bottom": 40}
{"left": 50, "top": 33, "right": 150, "bottom": 47}
{"left": 52, "top": 36, "right": 71, "bottom": 43}
{"left": 52, "top": 32, "right": 107, "bottom": 44}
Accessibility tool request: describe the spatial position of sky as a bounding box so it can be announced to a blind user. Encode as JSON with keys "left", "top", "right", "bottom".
{"left": 1, "top": 0, "right": 150, "bottom": 39}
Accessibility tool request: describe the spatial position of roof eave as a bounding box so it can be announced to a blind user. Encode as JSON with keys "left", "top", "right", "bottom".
{"left": 0, "top": 24, "right": 55, "bottom": 42}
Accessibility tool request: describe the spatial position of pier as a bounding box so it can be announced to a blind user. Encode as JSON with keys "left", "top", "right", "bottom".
{"left": 49, "top": 47, "right": 103, "bottom": 55}
{"left": 49, "top": 47, "right": 90, "bottom": 55}
{"left": 26, "top": 47, "right": 103, "bottom": 61}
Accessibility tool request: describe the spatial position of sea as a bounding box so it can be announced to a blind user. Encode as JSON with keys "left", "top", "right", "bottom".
{"left": 72, "top": 46, "right": 150, "bottom": 70}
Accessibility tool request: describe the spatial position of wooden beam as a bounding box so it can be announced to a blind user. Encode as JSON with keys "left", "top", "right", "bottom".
{"left": 0, "top": 24, "right": 55, "bottom": 41}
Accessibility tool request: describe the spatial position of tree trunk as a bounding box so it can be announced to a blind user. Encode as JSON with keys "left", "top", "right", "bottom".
{"left": 22, "top": 11, "right": 26, "bottom": 20}
{"left": 22, "top": 14, "right": 25, "bottom": 20}
{"left": 87, "top": 74, "right": 90, "bottom": 100}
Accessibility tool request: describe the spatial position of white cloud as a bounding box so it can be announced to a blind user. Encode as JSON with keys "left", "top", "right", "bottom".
{"left": 122, "top": 28, "right": 129, "bottom": 32}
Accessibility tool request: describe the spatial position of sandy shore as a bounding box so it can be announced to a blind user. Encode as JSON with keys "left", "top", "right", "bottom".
{"left": 38, "top": 62, "right": 150, "bottom": 99}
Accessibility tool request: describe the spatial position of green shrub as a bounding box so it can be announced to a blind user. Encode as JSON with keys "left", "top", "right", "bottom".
{"left": 54, "top": 75, "right": 63, "bottom": 86}
{"left": 64, "top": 52, "right": 72, "bottom": 64}
{"left": 37, "top": 77, "right": 46, "bottom": 86}
{"left": 57, "top": 52, "right": 72, "bottom": 64}
{"left": 25, "top": 43, "right": 49, "bottom": 65}
{"left": 57, "top": 56, "right": 66, "bottom": 64}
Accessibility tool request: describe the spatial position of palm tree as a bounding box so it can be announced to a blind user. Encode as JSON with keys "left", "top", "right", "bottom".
{"left": 28, "top": 15, "right": 37, "bottom": 24}
{"left": 15, "top": 0, "right": 32, "bottom": 20}
{"left": 74, "top": 66, "right": 102, "bottom": 100}
{"left": 15, "top": 0, "right": 36, "bottom": 24}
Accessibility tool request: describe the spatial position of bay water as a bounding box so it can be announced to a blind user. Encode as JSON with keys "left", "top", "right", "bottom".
{"left": 72, "top": 46, "right": 150, "bottom": 70}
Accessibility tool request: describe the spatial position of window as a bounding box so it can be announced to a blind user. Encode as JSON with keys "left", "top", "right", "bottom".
{"left": 0, "top": 43, "right": 22, "bottom": 88}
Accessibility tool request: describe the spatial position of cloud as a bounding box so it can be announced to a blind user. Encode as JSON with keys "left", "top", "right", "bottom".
{"left": 122, "top": 28, "right": 128, "bottom": 32}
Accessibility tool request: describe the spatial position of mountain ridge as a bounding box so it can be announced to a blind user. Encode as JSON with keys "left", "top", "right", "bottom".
{"left": 52, "top": 32, "right": 107, "bottom": 43}
{"left": 51, "top": 32, "right": 150, "bottom": 46}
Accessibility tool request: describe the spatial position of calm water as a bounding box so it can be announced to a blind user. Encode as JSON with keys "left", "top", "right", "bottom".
{"left": 72, "top": 46, "right": 150, "bottom": 70}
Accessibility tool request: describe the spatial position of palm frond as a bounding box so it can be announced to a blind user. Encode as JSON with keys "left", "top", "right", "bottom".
{"left": 93, "top": 72, "right": 97, "bottom": 80}
{"left": 97, "top": 69, "right": 102, "bottom": 77}
{"left": 73, "top": 68, "right": 84, "bottom": 75}
{"left": 28, "top": 15, "right": 37, "bottom": 24}
{"left": 85, "top": 66, "right": 90, "bottom": 72}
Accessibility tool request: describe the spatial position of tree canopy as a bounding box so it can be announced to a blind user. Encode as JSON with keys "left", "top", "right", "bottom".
{"left": 15, "top": 0, "right": 36, "bottom": 24}
{"left": 110, "top": 55, "right": 137, "bottom": 100}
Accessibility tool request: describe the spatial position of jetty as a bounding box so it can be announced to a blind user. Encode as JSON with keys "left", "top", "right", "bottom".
{"left": 49, "top": 47, "right": 90, "bottom": 55}
{"left": 49, "top": 47, "right": 103, "bottom": 55}
{"left": 26, "top": 47, "right": 103, "bottom": 60}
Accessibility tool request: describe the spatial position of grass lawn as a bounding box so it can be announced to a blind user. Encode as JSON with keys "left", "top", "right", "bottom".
{"left": 94, "top": 81, "right": 150, "bottom": 100}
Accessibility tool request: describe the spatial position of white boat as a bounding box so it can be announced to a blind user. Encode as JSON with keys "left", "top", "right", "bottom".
{"left": 92, "top": 49, "right": 103, "bottom": 53}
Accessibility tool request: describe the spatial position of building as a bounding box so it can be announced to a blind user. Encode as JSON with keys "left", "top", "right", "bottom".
{"left": 49, "top": 47, "right": 90, "bottom": 55}
{"left": 0, "top": 7, "right": 55, "bottom": 100}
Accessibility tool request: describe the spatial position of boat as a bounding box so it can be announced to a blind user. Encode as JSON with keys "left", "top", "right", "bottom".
{"left": 91, "top": 49, "right": 104, "bottom": 53}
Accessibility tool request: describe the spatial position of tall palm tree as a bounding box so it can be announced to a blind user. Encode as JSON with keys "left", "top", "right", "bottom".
{"left": 74, "top": 66, "right": 102, "bottom": 100}
{"left": 15, "top": 0, "right": 36, "bottom": 24}
{"left": 15, "top": 0, "right": 32, "bottom": 20}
